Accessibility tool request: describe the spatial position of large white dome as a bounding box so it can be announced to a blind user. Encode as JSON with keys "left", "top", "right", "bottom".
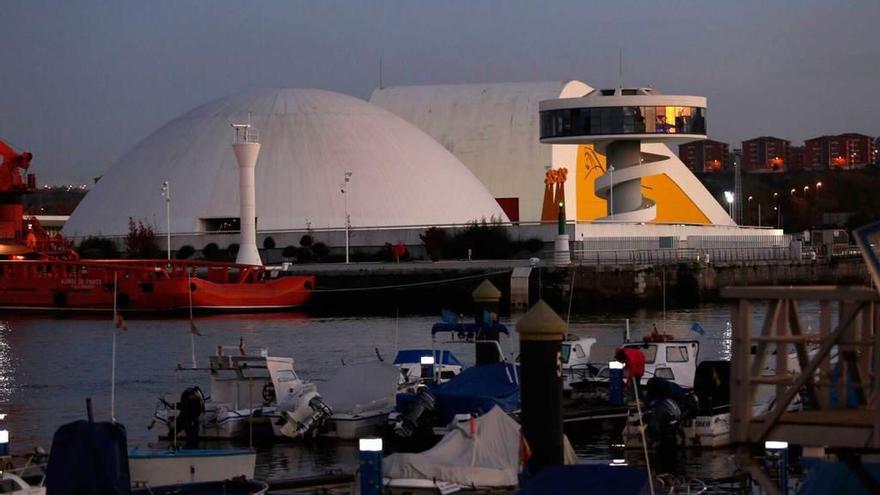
{"left": 64, "top": 88, "right": 508, "bottom": 237}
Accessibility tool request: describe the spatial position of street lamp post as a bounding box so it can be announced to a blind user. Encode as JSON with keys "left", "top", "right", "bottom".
{"left": 747, "top": 195, "right": 753, "bottom": 224}
{"left": 341, "top": 172, "right": 352, "bottom": 264}
{"left": 724, "top": 191, "right": 734, "bottom": 218}
{"left": 161, "top": 181, "right": 171, "bottom": 260}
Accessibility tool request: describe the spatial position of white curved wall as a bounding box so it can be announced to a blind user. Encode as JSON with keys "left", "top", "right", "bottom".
{"left": 64, "top": 89, "right": 508, "bottom": 238}
{"left": 371, "top": 81, "right": 591, "bottom": 222}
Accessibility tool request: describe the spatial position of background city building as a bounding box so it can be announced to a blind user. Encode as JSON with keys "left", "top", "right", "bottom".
{"left": 679, "top": 139, "right": 730, "bottom": 173}
{"left": 804, "top": 133, "right": 876, "bottom": 170}
{"left": 742, "top": 136, "right": 790, "bottom": 172}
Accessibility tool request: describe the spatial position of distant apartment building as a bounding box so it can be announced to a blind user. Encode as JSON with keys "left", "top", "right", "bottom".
{"left": 742, "top": 136, "right": 789, "bottom": 172}
{"left": 787, "top": 145, "right": 805, "bottom": 171}
{"left": 678, "top": 139, "right": 730, "bottom": 173}
{"left": 804, "top": 133, "right": 876, "bottom": 170}
{"left": 874, "top": 137, "right": 880, "bottom": 165}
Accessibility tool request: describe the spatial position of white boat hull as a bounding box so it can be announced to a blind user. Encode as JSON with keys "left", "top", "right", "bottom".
{"left": 623, "top": 411, "right": 731, "bottom": 449}
{"left": 321, "top": 410, "right": 389, "bottom": 440}
{"left": 128, "top": 449, "right": 256, "bottom": 487}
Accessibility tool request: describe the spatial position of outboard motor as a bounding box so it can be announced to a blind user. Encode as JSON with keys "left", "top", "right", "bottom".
{"left": 392, "top": 387, "right": 437, "bottom": 438}
{"left": 175, "top": 386, "right": 205, "bottom": 448}
{"left": 645, "top": 398, "right": 683, "bottom": 445}
{"left": 294, "top": 396, "right": 334, "bottom": 437}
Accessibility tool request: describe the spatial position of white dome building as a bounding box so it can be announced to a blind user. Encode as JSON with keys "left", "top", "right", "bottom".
{"left": 64, "top": 89, "right": 508, "bottom": 240}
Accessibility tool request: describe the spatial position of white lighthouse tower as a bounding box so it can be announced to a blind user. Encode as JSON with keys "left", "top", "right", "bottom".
{"left": 231, "top": 123, "right": 263, "bottom": 266}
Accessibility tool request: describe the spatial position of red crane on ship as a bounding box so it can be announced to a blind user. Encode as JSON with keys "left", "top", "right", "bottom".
{"left": 0, "top": 139, "right": 71, "bottom": 256}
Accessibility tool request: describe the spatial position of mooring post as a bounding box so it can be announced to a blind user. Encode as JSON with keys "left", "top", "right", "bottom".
{"left": 358, "top": 437, "right": 383, "bottom": 495}
{"left": 472, "top": 279, "right": 502, "bottom": 365}
{"left": 516, "top": 300, "right": 565, "bottom": 473}
{"left": 609, "top": 361, "right": 625, "bottom": 406}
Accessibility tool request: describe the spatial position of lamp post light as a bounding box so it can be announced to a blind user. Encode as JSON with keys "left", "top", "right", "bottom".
{"left": 341, "top": 172, "right": 353, "bottom": 264}
{"left": 724, "top": 191, "right": 734, "bottom": 218}
{"left": 748, "top": 195, "right": 753, "bottom": 224}
{"left": 161, "top": 181, "right": 171, "bottom": 260}
{"left": 803, "top": 185, "right": 809, "bottom": 195}
{"left": 790, "top": 188, "right": 796, "bottom": 196}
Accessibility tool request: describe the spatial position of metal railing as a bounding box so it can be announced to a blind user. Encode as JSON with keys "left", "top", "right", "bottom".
{"left": 557, "top": 246, "right": 796, "bottom": 266}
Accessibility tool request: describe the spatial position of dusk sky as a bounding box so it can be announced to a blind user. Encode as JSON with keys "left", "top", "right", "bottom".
{"left": 1, "top": 0, "right": 878, "bottom": 184}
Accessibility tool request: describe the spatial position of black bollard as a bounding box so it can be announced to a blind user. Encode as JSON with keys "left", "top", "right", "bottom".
{"left": 516, "top": 300, "right": 565, "bottom": 474}
{"left": 472, "top": 279, "right": 502, "bottom": 365}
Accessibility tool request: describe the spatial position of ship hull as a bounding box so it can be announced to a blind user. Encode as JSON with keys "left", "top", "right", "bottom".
{"left": 0, "top": 259, "right": 314, "bottom": 312}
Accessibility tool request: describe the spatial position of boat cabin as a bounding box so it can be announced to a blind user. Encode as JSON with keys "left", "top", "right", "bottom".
{"left": 393, "top": 349, "right": 463, "bottom": 384}
{"left": 622, "top": 340, "right": 700, "bottom": 388}
{"left": 561, "top": 336, "right": 598, "bottom": 389}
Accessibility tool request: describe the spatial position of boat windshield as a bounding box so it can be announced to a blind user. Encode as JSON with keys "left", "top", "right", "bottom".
{"left": 275, "top": 369, "right": 298, "bottom": 382}
{"left": 560, "top": 343, "right": 571, "bottom": 364}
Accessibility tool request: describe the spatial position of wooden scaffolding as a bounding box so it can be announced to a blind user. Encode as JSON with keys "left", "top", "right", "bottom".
{"left": 724, "top": 285, "right": 880, "bottom": 449}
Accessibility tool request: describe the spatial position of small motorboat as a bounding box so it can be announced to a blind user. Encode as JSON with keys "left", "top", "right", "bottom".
{"left": 318, "top": 361, "right": 402, "bottom": 440}
{"left": 152, "top": 345, "right": 331, "bottom": 441}
{"left": 128, "top": 448, "right": 256, "bottom": 487}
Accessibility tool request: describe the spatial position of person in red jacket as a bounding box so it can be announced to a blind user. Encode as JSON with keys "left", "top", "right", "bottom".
{"left": 615, "top": 347, "right": 646, "bottom": 400}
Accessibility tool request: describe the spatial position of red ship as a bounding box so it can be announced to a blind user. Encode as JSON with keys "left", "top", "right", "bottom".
{"left": 0, "top": 139, "right": 314, "bottom": 312}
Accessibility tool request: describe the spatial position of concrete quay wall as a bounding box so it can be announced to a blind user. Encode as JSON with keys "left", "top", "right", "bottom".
{"left": 287, "top": 258, "right": 871, "bottom": 315}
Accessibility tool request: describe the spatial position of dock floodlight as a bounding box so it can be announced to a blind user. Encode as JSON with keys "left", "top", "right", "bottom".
{"left": 765, "top": 440, "right": 789, "bottom": 450}
{"left": 359, "top": 437, "right": 383, "bottom": 452}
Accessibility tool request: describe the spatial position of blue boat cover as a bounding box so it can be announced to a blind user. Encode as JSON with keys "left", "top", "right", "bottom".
{"left": 431, "top": 322, "right": 510, "bottom": 337}
{"left": 798, "top": 461, "right": 880, "bottom": 495}
{"left": 430, "top": 363, "right": 520, "bottom": 424}
{"left": 393, "top": 349, "right": 463, "bottom": 367}
{"left": 518, "top": 464, "right": 647, "bottom": 495}
{"left": 46, "top": 420, "right": 131, "bottom": 495}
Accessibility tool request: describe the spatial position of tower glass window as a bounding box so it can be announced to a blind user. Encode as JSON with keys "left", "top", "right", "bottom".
{"left": 540, "top": 106, "right": 706, "bottom": 139}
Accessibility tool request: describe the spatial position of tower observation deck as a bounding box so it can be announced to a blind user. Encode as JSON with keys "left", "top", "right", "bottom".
{"left": 539, "top": 87, "right": 707, "bottom": 223}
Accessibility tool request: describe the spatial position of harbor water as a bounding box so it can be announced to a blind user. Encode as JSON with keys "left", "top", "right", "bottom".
{"left": 0, "top": 302, "right": 828, "bottom": 489}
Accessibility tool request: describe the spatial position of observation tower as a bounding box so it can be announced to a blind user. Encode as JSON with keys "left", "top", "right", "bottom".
{"left": 539, "top": 87, "right": 707, "bottom": 222}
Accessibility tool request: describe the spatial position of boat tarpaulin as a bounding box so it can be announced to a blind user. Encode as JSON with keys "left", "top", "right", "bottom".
{"left": 320, "top": 362, "right": 401, "bottom": 415}
{"left": 392, "top": 349, "right": 462, "bottom": 366}
{"left": 432, "top": 363, "right": 520, "bottom": 424}
{"left": 46, "top": 420, "right": 131, "bottom": 495}
{"left": 518, "top": 464, "right": 648, "bottom": 495}
{"left": 384, "top": 406, "right": 521, "bottom": 488}
{"left": 797, "top": 461, "right": 880, "bottom": 495}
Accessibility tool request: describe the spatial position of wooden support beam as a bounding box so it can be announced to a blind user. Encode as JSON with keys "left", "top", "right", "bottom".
{"left": 821, "top": 300, "right": 832, "bottom": 404}
{"left": 753, "top": 302, "right": 864, "bottom": 443}
{"left": 731, "top": 299, "right": 752, "bottom": 444}
{"left": 750, "top": 300, "right": 781, "bottom": 401}
{"left": 789, "top": 300, "right": 820, "bottom": 409}
{"left": 859, "top": 303, "right": 874, "bottom": 404}
{"left": 776, "top": 300, "right": 789, "bottom": 402}
{"left": 738, "top": 446, "right": 782, "bottom": 495}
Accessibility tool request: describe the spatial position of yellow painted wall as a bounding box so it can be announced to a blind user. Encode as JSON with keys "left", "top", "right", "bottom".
{"left": 573, "top": 144, "right": 711, "bottom": 224}
{"left": 575, "top": 145, "right": 608, "bottom": 221}
{"left": 642, "top": 174, "right": 711, "bottom": 224}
